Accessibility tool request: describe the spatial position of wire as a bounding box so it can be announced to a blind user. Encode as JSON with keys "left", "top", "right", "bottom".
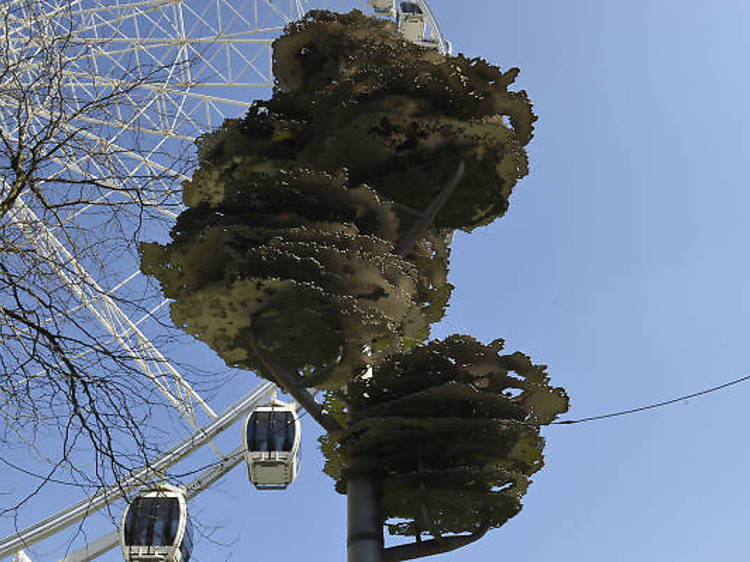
{"left": 127, "top": 372, "right": 750, "bottom": 482}
{"left": 552, "top": 373, "right": 750, "bottom": 425}
{"left": 22, "top": 372, "right": 748, "bottom": 489}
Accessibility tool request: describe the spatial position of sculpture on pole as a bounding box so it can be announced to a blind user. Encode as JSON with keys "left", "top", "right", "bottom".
{"left": 142, "top": 10, "right": 568, "bottom": 560}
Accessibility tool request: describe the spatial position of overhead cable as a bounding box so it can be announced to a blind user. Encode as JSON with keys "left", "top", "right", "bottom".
{"left": 552, "top": 373, "right": 750, "bottom": 425}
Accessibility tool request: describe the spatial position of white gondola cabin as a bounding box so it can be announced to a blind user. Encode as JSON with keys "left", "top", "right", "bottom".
{"left": 242, "top": 398, "right": 301, "bottom": 489}
{"left": 371, "top": 0, "right": 396, "bottom": 15}
{"left": 120, "top": 484, "right": 193, "bottom": 562}
{"left": 397, "top": 2, "right": 426, "bottom": 43}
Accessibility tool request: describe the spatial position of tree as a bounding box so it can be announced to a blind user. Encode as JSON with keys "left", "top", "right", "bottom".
{"left": 141, "top": 9, "right": 567, "bottom": 561}
{"left": 0, "top": 0, "right": 199, "bottom": 511}
{"left": 323, "top": 336, "right": 567, "bottom": 560}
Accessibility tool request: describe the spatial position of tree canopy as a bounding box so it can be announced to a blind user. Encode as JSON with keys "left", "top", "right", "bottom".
{"left": 322, "top": 335, "right": 568, "bottom": 538}
{"left": 141, "top": 8, "right": 566, "bottom": 557}
{"left": 197, "top": 9, "right": 536, "bottom": 233}
{"left": 142, "top": 167, "right": 431, "bottom": 387}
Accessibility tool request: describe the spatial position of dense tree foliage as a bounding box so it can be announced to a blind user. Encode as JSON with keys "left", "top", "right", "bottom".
{"left": 198, "top": 9, "right": 536, "bottom": 233}
{"left": 322, "top": 336, "right": 568, "bottom": 538}
{"left": 142, "top": 168, "right": 432, "bottom": 387}
{"left": 141, "top": 9, "right": 566, "bottom": 558}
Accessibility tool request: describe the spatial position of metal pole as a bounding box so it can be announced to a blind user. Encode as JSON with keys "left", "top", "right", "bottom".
{"left": 347, "top": 475, "right": 382, "bottom": 562}
{"left": 347, "top": 345, "right": 382, "bottom": 562}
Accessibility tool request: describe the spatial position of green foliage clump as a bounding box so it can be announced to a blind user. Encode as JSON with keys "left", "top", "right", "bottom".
{"left": 321, "top": 335, "right": 568, "bottom": 537}
{"left": 198, "top": 9, "right": 536, "bottom": 233}
{"left": 140, "top": 9, "right": 567, "bottom": 549}
{"left": 142, "top": 167, "right": 431, "bottom": 387}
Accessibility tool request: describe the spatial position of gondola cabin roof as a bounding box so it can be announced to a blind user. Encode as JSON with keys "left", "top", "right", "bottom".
{"left": 371, "top": 0, "right": 396, "bottom": 15}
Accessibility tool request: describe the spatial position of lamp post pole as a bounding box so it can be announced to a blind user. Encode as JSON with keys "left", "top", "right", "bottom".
{"left": 347, "top": 475, "right": 382, "bottom": 562}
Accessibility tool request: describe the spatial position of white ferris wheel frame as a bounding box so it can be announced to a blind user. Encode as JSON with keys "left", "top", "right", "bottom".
{"left": 0, "top": 0, "right": 449, "bottom": 560}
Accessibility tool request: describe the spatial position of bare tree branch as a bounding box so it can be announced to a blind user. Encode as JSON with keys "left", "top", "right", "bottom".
{"left": 0, "top": 0, "right": 205, "bottom": 511}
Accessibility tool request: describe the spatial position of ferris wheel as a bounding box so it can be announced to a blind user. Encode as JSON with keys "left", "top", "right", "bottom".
{"left": 0, "top": 1, "right": 449, "bottom": 560}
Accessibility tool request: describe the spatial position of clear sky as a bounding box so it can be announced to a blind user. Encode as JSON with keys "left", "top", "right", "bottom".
{"left": 4, "top": 1, "right": 750, "bottom": 561}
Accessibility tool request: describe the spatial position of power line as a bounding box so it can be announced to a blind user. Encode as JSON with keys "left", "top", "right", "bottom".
{"left": 552, "top": 373, "right": 750, "bottom": 425}
{"left": 14, "top": 370, "right": 748, "bottom": 489}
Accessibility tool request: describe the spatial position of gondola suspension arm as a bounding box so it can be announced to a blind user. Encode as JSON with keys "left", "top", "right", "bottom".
{"left": 382, "top": 521, "right": 490, "bottom": 562}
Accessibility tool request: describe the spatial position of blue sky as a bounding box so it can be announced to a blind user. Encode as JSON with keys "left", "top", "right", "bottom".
{"left": 4, "top": 1, "right": 750, "bottom": 561}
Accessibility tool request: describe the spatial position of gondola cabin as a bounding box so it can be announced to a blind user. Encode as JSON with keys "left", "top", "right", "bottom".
{"left": 242, "top": 398, "right": 301, "bottom": 489}
{"left": 120, "top": 484, "right": 193, "bottom": 562}
{"left": 397, "top": 2, "right": 426, "bottom": 43}
{"left": 371, "top": 0, "right": 396, "bottom": 15}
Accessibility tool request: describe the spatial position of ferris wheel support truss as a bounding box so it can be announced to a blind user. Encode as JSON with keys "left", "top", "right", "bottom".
{"left": 0, "top": 381, "right": 275, "bottom": 561}
{"left": 58, "top": 443, "right": 247, "bottom": 562}
{"left": 1, "top": 0, "right": 451, "bottom": 444}
{"left": 1, "top": 1, "right": 452, "bottom": 560}
{"left": 3, "top": 183, "right": 216, "bottom": 430}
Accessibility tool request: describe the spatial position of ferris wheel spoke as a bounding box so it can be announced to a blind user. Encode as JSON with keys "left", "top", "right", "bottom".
{"left": 58, "top": 443, "right": 247, "bottom": 562}
{"left": 5, "top": 0, "right": 179, "bottom": 48}
{"left": 259, "top": 0, "right": 296, "bottom": 27}
{"left": 59, "top": 32, "right": 278, "bottom": 47}
{"left": 56, "top": 74, "right": 266, "bottom": 109}
{"left": 7, "top": 100, "right": 190, "bottom": 200}
{"left": 55, "top": 118, "right": 191, "bottom": 182}
{"left": 220, "top": 35, "right": 273, "bottom": 83}
{"left": 181, "top": 37, "right": 273, "bottom": 84}
{"left": 6, "top": 194, "right": 213, "bottom": 421}
{"left": 5, "top": 292, "right": 173, "bottom": 399}
{"left": 67, "top": 0, "right": 182, "bottom": 40}
{"left": 179, "top": 0, "right": 230, "bottom": 38}
{"left": 2, "top": 116, "right": 187, "bottom": 218}
{"left": 0, "top": 382, "right": 275, "bottom": 561}
{"left": 52, "top": 147, "right": 185, "bottom": 215}
{"left": 0, "top": 0, "right": 67, "bottom": 32}
{"left": 62, "top": 36, "right": 272, "bottom": 104}
{"left": 55, "top": 82, "right": 264, "bottom": 145}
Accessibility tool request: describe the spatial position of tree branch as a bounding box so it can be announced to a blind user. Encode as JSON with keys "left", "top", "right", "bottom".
{"left": 397, "top": 160, "right": 465, "bottom": 256}
{"left": 382, "top": 520, "right": 490, "bottom": 562}
{"left": 247, "top": 332, "right": 342, "bottom": 432}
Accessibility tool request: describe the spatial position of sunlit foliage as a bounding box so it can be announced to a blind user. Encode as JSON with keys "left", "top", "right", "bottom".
{"left": 141, "top": 9, "right": 566, "bottom": 555}
{"left": 142, "top": 168, "right": 428, "bottom": 387}
{"left": 322, "top": 336, "right": 568, "bottom": 538}
{"left": 199, "top": 9, "right": 536, "bottom": 233}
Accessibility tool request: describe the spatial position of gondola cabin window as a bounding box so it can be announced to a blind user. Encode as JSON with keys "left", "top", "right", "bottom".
{"left": 399, "top": 1, "right": 423, "bottom": 14}
{"left": 246, "top": 411, "right": 296, "bottom": 452}
{"left": 120, "top": 485, "right": 190, "bottom": 562}
{"left": 123, "top": 497, "right": 180, "bottom": 547}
